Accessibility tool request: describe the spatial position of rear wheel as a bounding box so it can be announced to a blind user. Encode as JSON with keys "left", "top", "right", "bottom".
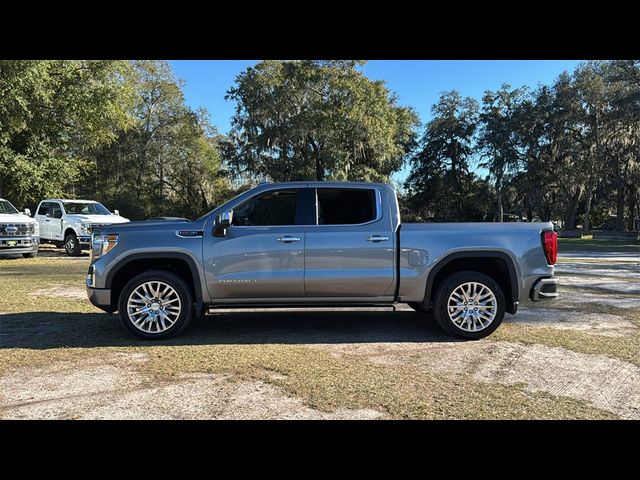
{"left": 118, "top": 270, "right": 194, "bottom": 340}
{"left": 433, "top": 271, "right": 505, "bottom": 339}
{"left": 64, "top": 233, "right": 81, "bottom": 256}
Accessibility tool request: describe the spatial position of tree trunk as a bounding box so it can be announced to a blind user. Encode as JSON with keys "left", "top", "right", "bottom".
{"left": 315, "top": 156, "right": 323, "bottom": 181}
{"left": 583, "top": 185, "right": 593, "bottom": 233}
{"left": 564, "top": 187, "right": 582, "bottom": 230}
{"left": 495, "top": 174, "right": 503, "bottom": 222}
{"left": 616, "top": 188, "right": 626, "bottom": 232}
{"left": 615, "top": 164, "right": 626, "bottom": 231}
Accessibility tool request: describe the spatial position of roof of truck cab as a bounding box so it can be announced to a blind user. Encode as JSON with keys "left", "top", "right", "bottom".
{"left": 39, "top": 199, "right": 98, "bottom": 203}
{"left": 262, "top": 181, "right": 395, "bottom": 189}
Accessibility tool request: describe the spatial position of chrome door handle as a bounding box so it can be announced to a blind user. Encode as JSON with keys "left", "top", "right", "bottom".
{"left": 277, "top": 236, "right": 301, "bottom": 243}
{"left": 366, "top": 235, "right": 389, "bottom": 242}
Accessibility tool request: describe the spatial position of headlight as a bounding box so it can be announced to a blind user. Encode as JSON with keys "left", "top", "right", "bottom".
{"left": 91, "top": 233, "right": 118, "bottom": 261}
{"left": 79, "top": 223, "right": 92, "bottom": 235}
{"left": 31, "top": 222, "right": 39, "bottom": 236}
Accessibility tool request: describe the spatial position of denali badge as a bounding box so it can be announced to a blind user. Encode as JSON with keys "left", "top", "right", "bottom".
{"left": 217, "top": 279, "right": 256, "bottom": 284}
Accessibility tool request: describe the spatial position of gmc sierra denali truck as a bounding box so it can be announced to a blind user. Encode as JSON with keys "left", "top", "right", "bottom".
{"left": 0, "top": 198, "right": 39, "bottom": 258}
{"left": 35, "top": 199, "right": 129, "bottom": 256}
{"left": 86, "top": 182, "right": 559, "bottom": 340}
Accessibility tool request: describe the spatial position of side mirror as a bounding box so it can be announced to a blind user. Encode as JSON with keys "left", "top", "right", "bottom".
{"left": 213, "top": 210, "right": 233, "bottom": 237}
{"left": 114, "top": 209, "right": 120, "bottom": 216}
{"left": 23, "top": 208, "right": 31, "bottom": 217}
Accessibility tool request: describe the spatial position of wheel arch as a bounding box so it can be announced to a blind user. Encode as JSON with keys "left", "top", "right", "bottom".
{"left": 424, "top": 251, "right": 519, "bottom": 314}
{"left": 105, "top": 252, "right": 204, "bottom": 316}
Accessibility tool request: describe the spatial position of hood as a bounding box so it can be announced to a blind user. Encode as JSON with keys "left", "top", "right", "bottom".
{"left": 99, "top": 218, "right": 198, "bottom": 234}
{"left": 65, "top": 214, "right": 130, "bottom": 224}
{"left": 0, "top": 213, "right": 37, "bottom": 224}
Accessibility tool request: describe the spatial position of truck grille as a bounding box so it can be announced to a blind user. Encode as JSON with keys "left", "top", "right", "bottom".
{"left": 0, "top": 223, "right": 32, "bottom": 237}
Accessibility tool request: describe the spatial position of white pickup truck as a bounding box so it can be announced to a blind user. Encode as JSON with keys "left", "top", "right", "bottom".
{"left": 0, "top": 198, "right": 40, "bottom": 258}
{"left": 35, "top": 199, "right": 129, "bottom": 256}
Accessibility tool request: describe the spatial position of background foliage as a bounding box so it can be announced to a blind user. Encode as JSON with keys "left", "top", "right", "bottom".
{"left": 1, "top": 60, "right": 639, "bottom": 230}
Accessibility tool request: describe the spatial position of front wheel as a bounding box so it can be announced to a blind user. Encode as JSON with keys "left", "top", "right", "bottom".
{"left": 118, "top": 270, "right": 194, "bottom": 340}
{"left": 64, "top": 233, "right": 81, "bottom": 256}
{"left": 433, "top": 271, "right": 505, "bottom": 339}
{"left": 22, "top": 251, "right": 38, "bottom": 258}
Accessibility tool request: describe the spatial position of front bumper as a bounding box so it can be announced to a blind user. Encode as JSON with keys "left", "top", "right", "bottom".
{"left": 0, "top": 236, "right": 39, "bottom": 255}
{"left": 87, "top": 286, "right": 113, "bottom": 313}
{"left": 530, "top": 276, "right": 559, "bottom": 301}
{"left": 78, "top": 235, "right": 91, "bottom": 246}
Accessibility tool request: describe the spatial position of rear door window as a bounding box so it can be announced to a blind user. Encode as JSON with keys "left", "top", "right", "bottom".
{"left": 315, "top": 189, "right": 377, "bottom": 225}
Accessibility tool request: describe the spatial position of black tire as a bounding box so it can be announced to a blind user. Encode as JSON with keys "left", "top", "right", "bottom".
{"left": 407, "top": 302, "right": 427, "bottom": 313}
{"left": 118, "top": 270, "right": 194, "bottom": 340}
{"left": 433, "top": 271, "right": 505, "bottom": 340}
{"left": 64, "top": 233, "right": 81, "bottom": 256}
{"left": 22, "top": 251, "right": 38, "bottom": 258}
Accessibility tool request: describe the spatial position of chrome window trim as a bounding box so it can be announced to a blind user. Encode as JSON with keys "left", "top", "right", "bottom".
{"left": 221, "top": 185, "right": 383, "bottom": 230}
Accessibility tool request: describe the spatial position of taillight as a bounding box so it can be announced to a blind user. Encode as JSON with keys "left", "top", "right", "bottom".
{"left": 542, "top": 230, "right": 558, "bottom": 265}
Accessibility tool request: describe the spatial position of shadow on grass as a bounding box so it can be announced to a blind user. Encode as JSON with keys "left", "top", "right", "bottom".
{"left": 0, "top": 310, "right": 458, "bottom": 350}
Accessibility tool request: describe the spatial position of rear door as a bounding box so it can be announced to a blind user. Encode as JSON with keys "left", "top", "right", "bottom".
{"left": 304, "top": 187, "right": 396, "bottom": 297}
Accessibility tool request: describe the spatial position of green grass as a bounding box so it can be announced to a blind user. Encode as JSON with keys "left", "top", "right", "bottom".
{"left": 559, "top": 237, "right": 640, "bottom": 253}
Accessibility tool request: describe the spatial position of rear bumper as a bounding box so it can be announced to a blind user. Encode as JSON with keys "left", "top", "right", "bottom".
{"left": 87, "top": 286, "right": 113, "bottom": 313}
{"left": 530, "top": 276, "right": 559, "bottom": 301}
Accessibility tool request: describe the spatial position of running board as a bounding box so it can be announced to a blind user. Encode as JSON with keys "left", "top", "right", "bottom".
{"left": 207, "top": 304, "right": 398, "bottom": 314}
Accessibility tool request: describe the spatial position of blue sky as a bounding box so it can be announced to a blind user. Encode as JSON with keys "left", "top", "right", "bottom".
{"left": 169, "top": 60, "right": 584, "bottom": 182}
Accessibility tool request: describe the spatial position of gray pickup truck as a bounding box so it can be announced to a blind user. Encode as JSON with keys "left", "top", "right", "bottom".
{"left": 86, "top": 182, "right": 559, "bottom": 340}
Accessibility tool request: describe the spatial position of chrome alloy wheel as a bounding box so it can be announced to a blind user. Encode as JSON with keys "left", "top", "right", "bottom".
{"left": 447, "top": 282, "right": 497, "bottom": 332}
{"left": 126, "top": 281, "right": 182, "bottom": 334}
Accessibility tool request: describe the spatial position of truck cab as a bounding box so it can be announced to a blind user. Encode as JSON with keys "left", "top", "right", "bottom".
{"left": 35, "top": 199, "right": 129, "bottom": 256}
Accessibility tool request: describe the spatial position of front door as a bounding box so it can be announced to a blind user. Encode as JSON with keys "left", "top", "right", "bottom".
{"left": 304, "top": 187, "right": 396, "bottom": 297}
{"left": 35, "top": 202, "right": 52, "bottom": 239}
{"left": 49, "top": 202, "right": 64, "bottom": 240}
{"left": 205, "top": 188, "right": 306, "bottom": 300}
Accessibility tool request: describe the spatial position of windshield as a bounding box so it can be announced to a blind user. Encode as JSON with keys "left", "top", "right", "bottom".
{"left": 0, "top": 200, "right": 19, "bottom": 215}
{"left": 63, "top": 202, "right": 111, "bottom": 215}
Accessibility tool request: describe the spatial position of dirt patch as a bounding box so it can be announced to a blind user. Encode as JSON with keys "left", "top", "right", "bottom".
{"left": 319, "top": 341, "right": 640, "bottom": 419}
{"left": 30, "top": 284, "right": 87, "bottom": 300}
{"left": 508, "top": 308, "right": 637, "bottom": 337}
{"left": 552, "top": 290, "right": 640, "bottom": 310}
{"left": 560, "top": 275, "right": 640, "bottom": 294}
{"left": 0, "top": 354, "right": 383, "bottom": 420}
{"left": 556, "top": 263, "right": 640, "bottom": 279}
